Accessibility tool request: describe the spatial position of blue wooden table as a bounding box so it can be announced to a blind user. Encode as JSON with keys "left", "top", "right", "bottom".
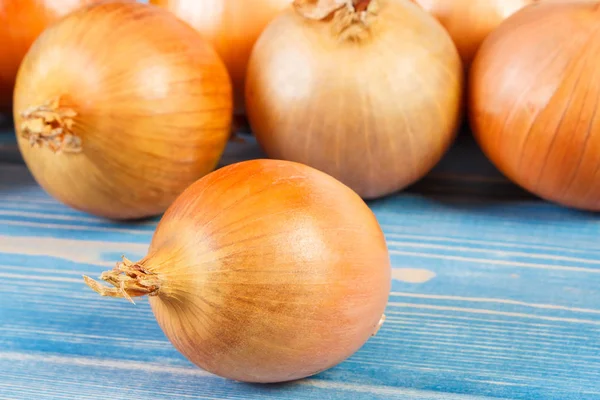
{"left": 1, "top": 121, "right": 600, "bottom": 399}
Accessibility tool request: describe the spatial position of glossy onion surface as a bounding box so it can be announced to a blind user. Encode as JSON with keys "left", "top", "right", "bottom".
{"left": 143, "top": 159, "right": 391, "bottom": 382}
{"left": 14, "top": 2, "right": 233, "bottom": 219}
{"left": 246, "top": 0, "right": 463, "bottom": 199}
{"left": 150, "top": 0, "right": 291, "bottom": 113}
{"left": 0, "top": 0, "right": 97, "bottom": 111}
{"left": 469, "top": 1, "right": 600, "bottom": 211}
{"left": 412, "top": 0, "right": 534, "bottom": 67}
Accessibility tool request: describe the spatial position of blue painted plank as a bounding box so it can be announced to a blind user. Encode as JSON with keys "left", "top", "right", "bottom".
{"left": 0, "top": 352, "right": 512, "bottom": 400}
{"left": 2, "top": 152, "right": 600, "bottom": 399}
{"left": 2, "top": 114, "right": 600, "bottom": 399}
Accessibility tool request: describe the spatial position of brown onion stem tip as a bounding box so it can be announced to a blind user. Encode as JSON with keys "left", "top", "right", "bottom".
{"left": 20, "top": 97, "right": 81, "bottom": 154}
{"left": 83, "top": 256, "right": 161, "bottom": 304}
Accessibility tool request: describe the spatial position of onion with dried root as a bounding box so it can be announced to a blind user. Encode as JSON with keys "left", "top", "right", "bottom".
{"left": 245, "top": 0, "right": 463, "bottom": 200}
{"left": 13, "top": 2, "right": 233, "bottom": 220}
{"left": 84, "top": 159, "right": 392, "bottom": 383}
{"left": 469, "top": 1, "right": 600, "bottom": 211}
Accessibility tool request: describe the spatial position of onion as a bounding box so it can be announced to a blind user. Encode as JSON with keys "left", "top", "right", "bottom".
{"left": 150, "top": 0, "right": 292, "bottom": 114}
{"left": 245, "top": 0, "right": 463, "bottom": 200}
{"left": 13, "top": 2, "right": 233, "bottom": 220}
{"left": 411, "top": 0, "right": 535, "bottom": 67}
{"left": 0, "top": 0, "right": 98, "bottom": 112}
{"left": 84, "top": 159, "right": 391, "bottom": 383}
{"left": 469, "top": 1, "right": 600, "bottom": 211}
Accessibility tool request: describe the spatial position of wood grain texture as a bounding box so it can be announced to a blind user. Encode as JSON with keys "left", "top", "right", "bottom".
{"left": 1, "top": 130, "right": 600, "bottom": 399}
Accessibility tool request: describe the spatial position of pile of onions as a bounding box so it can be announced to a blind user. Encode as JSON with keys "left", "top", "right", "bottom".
{"left": 84, "top": 159, "right": 391, "bottom": 383}
{"left": 469, "top": 1, "right": 600, "bottom": 211}
{"left": 13, "top": 2, "right": 233, "bottom": 220}
{"left": 410, "top": 0, "right": 536, "bottom": 68}
{"left": 0, "top": 0, "right": 98, "bottom": 112}
{"left": 245, "top": 0, "right": 463, "bottom": 199}
{"left": 150, "top": 0, "right": 292, "bottom": 114}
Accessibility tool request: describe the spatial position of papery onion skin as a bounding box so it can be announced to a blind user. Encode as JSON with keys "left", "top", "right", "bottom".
{"left": 411, "top": 0, "right": 535, "bottom": 67}
{"left": 85, "top": 159, "right": 391, "bottom": 383}
{"left": 245, "top": 0, "right": 463, "bottom": 200}
{"left": 150, "top": 0, "right": 292, "bottom": 114}
{"left": 0, "top": 0, "right": 98, "bottom": 112}
{"left": 14, "top": 2, "right": 233, "bottom": 220}
{"left": 469, "top": 1, "right": 600, "bottom": 211}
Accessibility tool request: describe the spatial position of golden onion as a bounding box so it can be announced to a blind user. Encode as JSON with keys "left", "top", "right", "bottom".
{"left": 245, "top": 0, "right": 463, "bottom": 199}
{"left": 14, "top": 2, "right": 233, "bottom": 219}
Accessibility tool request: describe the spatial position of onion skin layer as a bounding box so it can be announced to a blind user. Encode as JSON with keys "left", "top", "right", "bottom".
{"left": 411, "top": 0, "right": 535, "bottom": 68}
{"left": 150, "top": 0, "right": 292, "bottom": 114}
{"left": 0, "top": 0, "right": 97, "bottom": 112}
{"left": 245, "top": 0, "right": 463, "bottom": 200}
{"left": 469, "top": 1, "right": 600, "bottom": 211}
{"left": 150, "top": 160, "right": 391, "bottom": 382}
{"left": 14, "top": 2, "right": 233, "bottom": 220}
{"left": 86, "top": 159, "right": 391, "bottom": 383}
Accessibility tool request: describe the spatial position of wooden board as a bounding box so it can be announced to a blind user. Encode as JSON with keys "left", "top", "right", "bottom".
{"left": 1, "top": 129, "right": 600, "bottom": 399}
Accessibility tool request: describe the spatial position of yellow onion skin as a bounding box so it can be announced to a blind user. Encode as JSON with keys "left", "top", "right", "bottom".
{"left": 245, "top": 0, "right": 463, "bottom": 200}
{"left": 411, "top": 0, "right": 535, "bottom": 68}
{"left": 14, "top": 2, "right": 233, "bottom": 220}
{"left": 87, "top": 159, "right": 391, "bottom": 383}
{"left": 469, "top": 1, "right": 600, "bottom": 211}
{"left": 0, "top": 0, "right": 99, "bottom": 112}
{"left": 150, "top": 0, "right": 292, "bottom": 114}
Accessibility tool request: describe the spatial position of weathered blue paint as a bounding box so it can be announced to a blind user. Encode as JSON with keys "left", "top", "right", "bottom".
{"left": 1, "top": 128, "right": 599, "bottom": 399}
